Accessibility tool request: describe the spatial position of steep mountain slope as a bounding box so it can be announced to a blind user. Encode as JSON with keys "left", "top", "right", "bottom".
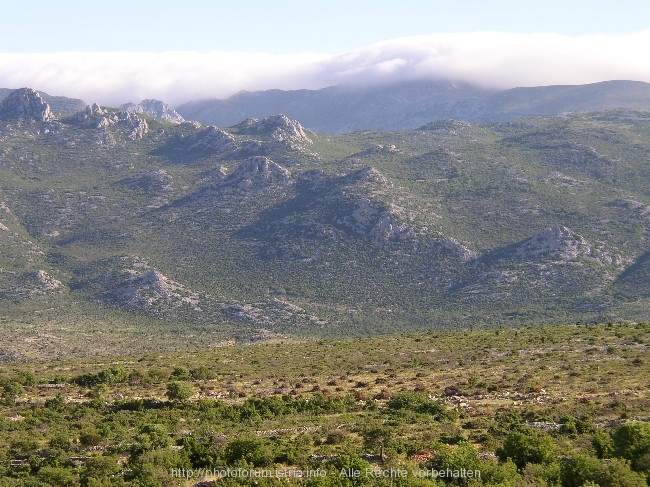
{"left": 0, "top": 87, "right": 648, "bottom": 352}
{"left": 0, "top": 200, "right": 63, "bottom": 300}
{"left": 176, "top": 80, "right": 650, "bottom": 133}
{"left": 454, "top": 226, "right": 627, "bottom": 310}
{"left": 615, "top": 250, "right": 650, "bottom": 294}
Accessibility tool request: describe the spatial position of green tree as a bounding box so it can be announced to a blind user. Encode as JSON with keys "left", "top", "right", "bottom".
{"left": 45, "top": 391, "right": 67, "bottom": 411}
{"left": 170, "top": 366, "right": 190, "bottom": 380}
{"left": 496, "top": 428, "right": 556, "bottom": 469}
{"left": 360, "top": 422, "right": 392, "bottom": 457}
{"left": 325, "top": 451, "right": 372, "bottom": 487}
{"left": 430, "top": 442, "right": 481, "bottom": 475}
{"left": 48, "top": 434, "right": 73, "bottom": 452}
{"left": 611, "top": 422, "right": 650, "bottom": 472}
{"left": 181, "top": 436, "right": 217, "bottom": 468}
{"left": 166, "top": 381, "right": 194, "bottom": 403}
{"left": 81, "top": 455, "right": 120, "bottom": 486}
{"left": 223, "top": 436, "right": 273, "bottom": 467}
{"left": 135, "top": 424, "right": 172, "bottom": 451}
{"left": 79, "top": 427, "right": 103, "bottom": 448}
{"left": 190, "top": 366, "right": 215, "bottom": 380}
{"left": 37, "top": 465, "right": 79, "bottom": 486}
{"left": 593, "top": 429, "right": 615, "bottom": 459}
{"left": 387, "top": 391, "right": 429, "bottom": 411}
{"left": 2, "top": 380, "right": 25, "bottom": 405}
{"left": 128, "top": 449, "right": 189, "bottom": 487}
{"left": 17, "top": 371, "right": 38, "bottom": 386}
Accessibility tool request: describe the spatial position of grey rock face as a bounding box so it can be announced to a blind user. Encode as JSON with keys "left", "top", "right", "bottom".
{"left": 0, "top": 88, "right": 54, "bottom": 122}
{"left": 69, "top": 104, "right": 148, "bottom": 139}
{"left": 106, "top": 269, "right": 201, "bottom": 312}
{"left": 0, "top": 270, "right": 62, "bottom": 300}
{"left": 516, "top": 226, "right": 625, "bottom": 267}
{"left": 121, "top": 99, "right": 185, "bottom": 124}
{"left": 186, "top": 126, "right": 236, "bottom": 152}
{"left": 69, "top": 103, "right": 104, "bottom": 122}
{"left": 99, "top": 111, "right": 148, "bottom": 139}
{"left": 236, "top": 114, "right": 312, "bottom": 146}
{"left": 227, "top": 156, "right": 293, "bottom": 191}
{"left": 516, "top": 226, "right": 591, "bottom": 260}
{"left": 344, "top": 166, "right": 390, "bottom": 188}
{"left": 0, "top": 88, "right": 86, "bottom": 116}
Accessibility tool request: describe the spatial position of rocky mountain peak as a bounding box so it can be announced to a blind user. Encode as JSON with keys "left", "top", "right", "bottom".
{"left": 0, "top": 88, "right": 54, "bottom": 122}
{"left": 138, "top": 269, "right": 168, "bottom": 288}
{"left": 97, "top": 110, "right": 149, "bottom": 139}
{"left": 237, "top": 114, "right": 312, "bottom": 145}
{"left": 517, "top": 226, "right": 589, "bottom": 258}
{"left": 235, "top": 155, "right": 289, "bottom": 173}
{"left": 121, "top": 99, "right": 185, "bottom": 124}
{"left": 119, "top": 168, "right": 173, "bottom": 195}
{"left": 226, "top": 156, "right": 293, "bottom": 191}
{"left": 234, "top": 156, "right": 291, "bottom": 178}
{"left": 184, "top": 125, "right": 236, "bottom": 153}
{"left": 88, "top": 103, "right": 105, "bottom": 116}
{"left": 105, "top": 267, "right": 200, "bottom": 312}
{"left": 70, "top": 104, "right": 148, "bottom": 139}
{"left": 70, "top": 103, "right": 104, "bottom": 122}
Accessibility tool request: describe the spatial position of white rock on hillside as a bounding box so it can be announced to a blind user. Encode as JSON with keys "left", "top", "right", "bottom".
{"left": 106, "top": 269, "right": 200, "bottom": 310}
{"left": 32, "top": 270, "right": 62, "bottom": 291}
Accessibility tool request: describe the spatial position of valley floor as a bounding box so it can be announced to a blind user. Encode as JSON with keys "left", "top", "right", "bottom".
{"left": 0, "top": 322, "right": 648, "bottom": 485}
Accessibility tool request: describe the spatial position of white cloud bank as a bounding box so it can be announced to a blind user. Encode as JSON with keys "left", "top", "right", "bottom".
{"left": 1, "top": 31, "right": 649, "bottom": 106}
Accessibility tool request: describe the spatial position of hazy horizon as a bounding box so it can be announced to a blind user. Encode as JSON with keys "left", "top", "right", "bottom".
{"left": 2, "top": 30, "right": 650, "bottom": 107}
{"left": 2, "top": 1, "right": 649, "bottom": 106}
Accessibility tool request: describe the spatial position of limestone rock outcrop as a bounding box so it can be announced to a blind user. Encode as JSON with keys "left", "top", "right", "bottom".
{"left": 0, "top": 88, "right": 54, "bottom": 122}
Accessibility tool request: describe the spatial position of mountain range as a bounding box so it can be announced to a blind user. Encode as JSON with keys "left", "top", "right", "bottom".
{"left": 4, "top": 79, "right": 650, "bottom": 134}
{"left": 0, "top": 86, "right": 648, "bottom": 358}
{"left": 175, "top": 79, "right": 650, "bottom": 133}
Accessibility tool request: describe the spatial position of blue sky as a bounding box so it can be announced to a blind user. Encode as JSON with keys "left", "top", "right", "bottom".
{"left": 1, "top": 0, "right": 649, "bottom": 104}
{"left": 4, "top": 0, "right": 648, "bottom": 53}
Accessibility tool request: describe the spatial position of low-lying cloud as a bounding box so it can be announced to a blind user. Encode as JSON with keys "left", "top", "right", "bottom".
{"left": 1, "top": 31, "right": 649, "bottom": 107}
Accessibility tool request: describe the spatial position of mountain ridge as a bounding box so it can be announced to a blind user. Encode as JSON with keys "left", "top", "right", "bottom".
{"left": 176, "top": 79, "right": 650, "bottom": 133}
{"left": 4, "top": 79, "right": 650, "bottom": 134}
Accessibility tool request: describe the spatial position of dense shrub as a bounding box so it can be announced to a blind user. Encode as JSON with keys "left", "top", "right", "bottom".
{"left": 72, "top": 367, "right": 131, "bottom": 388}
{"left": 496, "top": 428, "right": 556, "bottom": 469}
{"left": 223, "top": 437, "right": 273, "bottom": 467}
{"left": 560, "top": 454, "right": 647, "bottom": 487}
{"left": 387, "top": 391, "right": 454, "bottom": 420}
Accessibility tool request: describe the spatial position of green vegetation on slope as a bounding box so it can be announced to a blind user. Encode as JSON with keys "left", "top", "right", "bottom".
{"left": 0, "top": 323, "right": 648, "bottom": 486}
{"left": 0, "top": 100, "right": 649, "bottom": 357}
